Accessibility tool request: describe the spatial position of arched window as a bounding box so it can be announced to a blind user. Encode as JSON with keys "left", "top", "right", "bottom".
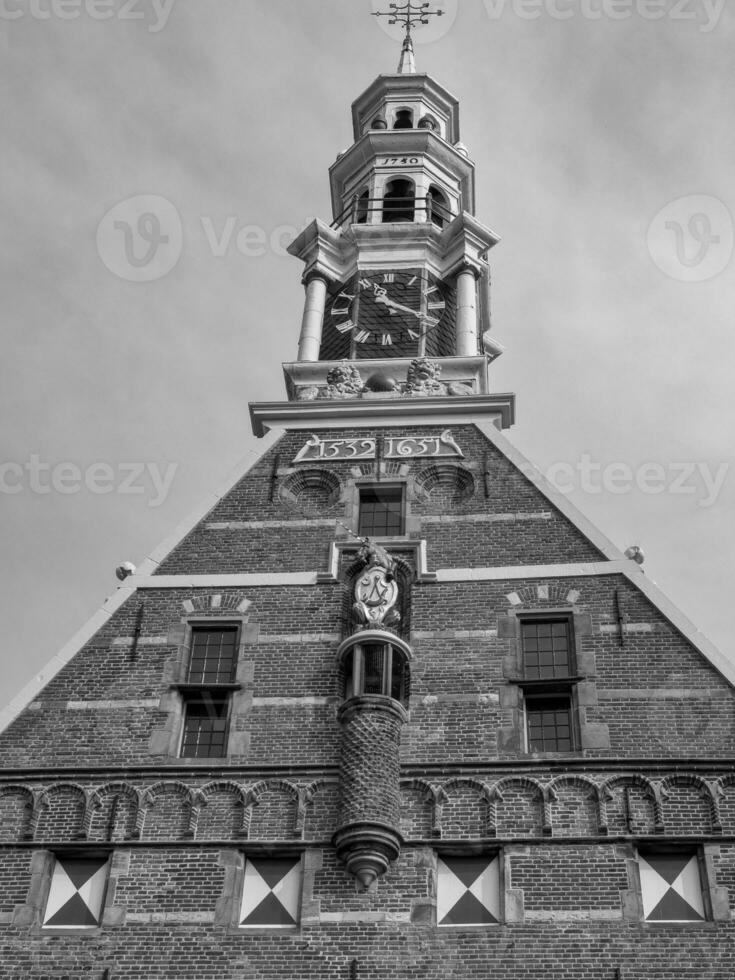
{"left": 393, "top": 109, "right": 413, "bottom": 130}
{"left": 355, "top": 189, "right": 369, "bottom": 224}
{"left": 382, "top": 178, "right": 415, "bottom": 223}
{"left": 428, "top": 186, "right": 449, "bottom": 228}
{"left": 341, "top": 636, "right": 410, "bottom": 706}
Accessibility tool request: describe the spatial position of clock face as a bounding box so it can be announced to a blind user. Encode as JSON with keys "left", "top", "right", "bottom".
{"left": 321, "top": 269, "right": 455, "bottom": 360}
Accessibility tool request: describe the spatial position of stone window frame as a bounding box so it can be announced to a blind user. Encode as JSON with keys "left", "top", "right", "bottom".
{"left": 346, "top": 476, "right": 420, "bottom": 541}
{"left": 498, "top": 605, "right": 610, "bottom": 754}
{"left": 150, "top": 615, "right": 254, "bottom": 763}
{"left": 629, "top": 842, "right": 731, "bottom": 925}
{"left": 518, "top": 613, "right": 580, "bottom": 753}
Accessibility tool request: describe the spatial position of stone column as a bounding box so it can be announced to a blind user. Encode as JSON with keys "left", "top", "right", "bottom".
{"left": 297, "top": 274, "right": 328, "bottom": 362}
{"left": 455, "top": 266, "right": 479, "bottom": 357}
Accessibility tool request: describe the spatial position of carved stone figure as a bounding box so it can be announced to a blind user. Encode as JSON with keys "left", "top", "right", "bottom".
{"left": 403, "top": 357, "right": 447, "bottom": 397}
{"left": 321, "top": 361, "right": 365, "bottom": 399}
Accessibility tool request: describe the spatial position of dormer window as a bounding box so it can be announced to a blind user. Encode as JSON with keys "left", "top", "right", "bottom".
{"left": 393, "top": 109, "right": 413, "bottom": 129}
{"left": 382, "top": 178, "right": 415, "bottom": 223}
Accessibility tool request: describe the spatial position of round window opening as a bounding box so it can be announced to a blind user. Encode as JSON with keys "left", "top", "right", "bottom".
{"left": 279, "top": 469, "right": 342, "bottom": 516}
{"left": 415, "top": 464, "right": 475, "bottom": 509}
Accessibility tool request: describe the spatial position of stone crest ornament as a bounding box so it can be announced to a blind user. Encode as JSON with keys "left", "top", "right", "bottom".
{"left": 321, "top": 361, "right": 364, "bottom": 399}
{"left": 404, "top": 357, "right": 447, "bottom": 397}
{"left": 353, "top": 541, "right": 400, "bottom": 629}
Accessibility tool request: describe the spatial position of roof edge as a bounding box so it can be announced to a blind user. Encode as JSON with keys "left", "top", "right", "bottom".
{"left": 0, "top": 428, "right": 286, "bottom": 736}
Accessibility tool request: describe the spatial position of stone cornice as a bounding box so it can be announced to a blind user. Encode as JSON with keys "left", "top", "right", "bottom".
{"left": 249, "top": 393, "right": 516, "bottom": 437}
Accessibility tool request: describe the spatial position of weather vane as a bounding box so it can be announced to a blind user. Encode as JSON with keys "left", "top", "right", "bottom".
{"left": 372, "top": 2, "right": 445, "bottom": 37}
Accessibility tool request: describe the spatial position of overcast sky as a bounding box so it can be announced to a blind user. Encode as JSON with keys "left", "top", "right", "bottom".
{"left": 2, "top": 0, "right": 734, "bottom": 708}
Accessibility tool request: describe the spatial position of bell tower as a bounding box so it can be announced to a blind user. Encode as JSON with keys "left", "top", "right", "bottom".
{"left": 251, "top": 4, "right": 514, "bottom": 435}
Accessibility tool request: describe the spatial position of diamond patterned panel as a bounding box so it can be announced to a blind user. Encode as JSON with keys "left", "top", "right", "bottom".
{"left": 437, "top": 855, "right": 500, "bottom": 926}
{"left": 239, "top": 857, "right": 301, "bottom": 928}
{"left": 43, "top": 856, "right": 108, "bottom": 928}
{"left": 639, "top": 852, "right": 705, "bottom": 921}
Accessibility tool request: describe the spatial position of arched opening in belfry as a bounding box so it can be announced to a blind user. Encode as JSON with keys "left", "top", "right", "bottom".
{"left": 393, "top": 108, "right": 413, "bottom": 129}
{"left": 356, "top": 188, "right": 369, "bottom": 224}
{"left": 382, "top": 178, "right": 415, "bottom": 223}
{"left": 428, "top": 186, "right": 449, "bottom": 228}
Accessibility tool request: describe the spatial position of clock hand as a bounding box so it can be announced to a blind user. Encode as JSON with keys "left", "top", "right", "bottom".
{"left": 374, "top": 294, "right": 423, "bottom": 318}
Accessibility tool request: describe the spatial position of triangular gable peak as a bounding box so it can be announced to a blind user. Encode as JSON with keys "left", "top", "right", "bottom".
{"left": 1, "top": 419, "right": 732, "bottom": 738}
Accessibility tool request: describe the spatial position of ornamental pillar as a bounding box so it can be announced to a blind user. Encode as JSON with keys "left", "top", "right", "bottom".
{"left": 455, "top": 266, "right": 479, "bottom": 357}
{"left": 297, "top": 274, "right": 328, "bottom": 362}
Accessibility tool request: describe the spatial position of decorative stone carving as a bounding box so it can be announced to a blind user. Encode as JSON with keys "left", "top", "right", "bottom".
{"left": 364, "top": 371, "right": 399, "bottom": 393}
{"left": 321, "top": 361, "right": 364, "bottom": 399}
{"left": 352, "top": 541, "right": 400, "bottom": 629}
{"left": 295, "top": 385, "right": 320, "bottom": 401}
{"left": 447, "top": 381, "right": 475, "bottom": 396}
{"left": 404, "top": 357, "right": 447, "bottom": 397}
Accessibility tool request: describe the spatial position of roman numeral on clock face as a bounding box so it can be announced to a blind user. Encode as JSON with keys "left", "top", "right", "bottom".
{"left": 381, "top": 333, "right": 393, "bottom": 345}
{"left": 354, "top": 329, "right": 371, "bottom": 343}
{"left": 336, "top": 319, "right": 355, "bottom": 333}
{"left": 383, "top": 273, "right": 395, "bottom": 284}
{"left": 428, "top": 300, "right": 445, "bottom": 310}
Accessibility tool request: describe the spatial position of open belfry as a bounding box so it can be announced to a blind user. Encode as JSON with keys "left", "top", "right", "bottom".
{"left": 2, "top": 6, "right": 735, "bottom": 979}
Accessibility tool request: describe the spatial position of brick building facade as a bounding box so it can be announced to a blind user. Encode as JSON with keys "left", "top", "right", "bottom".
{"left": 1, "top": 24, "right": 734, "bottom": 980}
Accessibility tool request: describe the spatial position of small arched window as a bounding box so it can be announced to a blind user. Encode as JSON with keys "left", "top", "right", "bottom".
{"left": 355, "top": 189, "right": 369, "bottom": 224}
{"left": 382, "top": 178, "right": 415, "bottom": 223}
{"left": 393, "top": 109, "right": 413, "bottom": 130}
{"left": 342, "top": 637, "right": 410, "bottom": 705}
{"left": 428, "top": 186, "right": 449, "bottom": 229}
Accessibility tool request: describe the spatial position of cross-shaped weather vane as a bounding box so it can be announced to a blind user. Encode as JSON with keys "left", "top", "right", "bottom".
{"left": 372, "top": 2, "right": 445, "bottom": 37}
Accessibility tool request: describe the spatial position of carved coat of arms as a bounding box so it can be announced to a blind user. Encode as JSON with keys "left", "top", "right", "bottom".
{"left": 352, "top": 542, "right": 400, "bottom": 629}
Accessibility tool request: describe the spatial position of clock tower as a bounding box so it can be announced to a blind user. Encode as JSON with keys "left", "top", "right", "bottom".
{"left": 3, "top": 6, "right": 734, "bottom": 978}
{"left": 250, "top": 17, "right": 514, "bottom": 433}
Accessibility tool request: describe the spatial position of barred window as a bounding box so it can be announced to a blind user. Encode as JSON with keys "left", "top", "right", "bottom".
{"left": 187, "top": 626, "right": 238, "bottom": 684}
{"left": 180, "top": 624, "right": 240, "bottom": 759}
{"left": 181, "top": 694, "right": 230, "bottom": 759}
{"left": 358, "top": 486, "right": 404, "bottom": 537}
{"left": 526, "top": 695, "right": 573, "bottom": 753}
